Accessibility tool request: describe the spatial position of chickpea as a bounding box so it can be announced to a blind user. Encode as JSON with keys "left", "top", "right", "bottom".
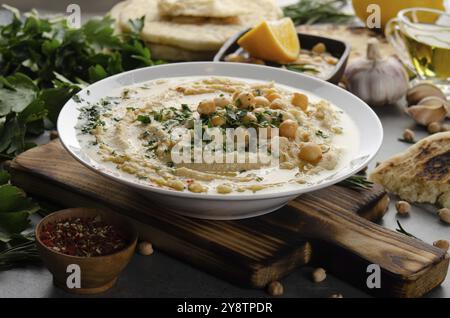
{"left": 254, "top": 96, "right": 270, "bottom": 107}
{"left": 395, "top": 201, "right": 411, "bottom": 215}
{"left": 188, "top": 182, "right": 206, "bottom": 193}
{"left": 267, "top": 93, "right": 282, "bottom": 102}
{"left": 312, "top": 42, "right": 326, "bottom": 54}
{"left": 211, "top": 115, "right": 226, "bottom": 127}
{"left": 138, "top": 241, "right": 153, "bottom": 256}
{"left": 270, "top": 98, "right": 286, "bottom": 110}
{"left": 325, "top": 56, "right": 338, "bottom": 65}
{"left": 279, "top": 119, "right": 299, "bottom": 139}
{"left": 291, "top": 92, "right": 309, "bottom": 111}
{"left": 438, "top": 208, "right": 450, "bottom": 224}
{"left": 433, "top": 240, "right": 449, "bottom": 251}
{"left": 214, "top": 96, "right": 231, "bottom": 108}
{"left": 197, "top": 100, "right": 216, "bottom": 116}
{"left": 242, "top": 113, "right": 257, "bottom": 125}
{"left": 266, "top": 281, "right": 284, "bottom": 296}
{"left": 427, "top": 122, "right": 441, "bottom": 134}
{"left": 312, "top": 267, "right": 326, "bottom": 283}
{"left": 298, "top": 142, "right": 323, "bottom": 165}
{"left": 235, "top": 92, "right": 255, "bottom": 109}
{"left": 403, "top": 129, "right": 415, "bottom": 142}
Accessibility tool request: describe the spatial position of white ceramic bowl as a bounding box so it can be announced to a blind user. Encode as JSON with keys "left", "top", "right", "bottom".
{"left": 58, "top": 62, "right": 383, "bottom": 220}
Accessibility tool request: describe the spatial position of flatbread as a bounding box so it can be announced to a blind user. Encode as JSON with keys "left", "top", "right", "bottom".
{"left": 116, "top": 0, "right": 283, "bottom": 51}
{"left": 147, "top": 42, "right": 216, "bottom": 61}
{"left": 369, "top": 132, "right": 450, "bottom": 208}
{"left": 109, "top": 0, "right": 130, "bottom": 33}
{"left": 158, "top": 0, "right": 248, "bottom": 18}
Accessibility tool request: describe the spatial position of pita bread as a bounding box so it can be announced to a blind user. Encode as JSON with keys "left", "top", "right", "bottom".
{"left": 158, "top": 0, "right": 248, "bottom": 18}
{"left": 147, "top": 42, "right": 216, "bottom": 61}
{"left": 369, "top": 132, "right": 450, "bottom": 208}
{"left": 115, "top": 0, "right": 283, "bottom": 52}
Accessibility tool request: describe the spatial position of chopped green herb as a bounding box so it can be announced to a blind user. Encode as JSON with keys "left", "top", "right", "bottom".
{"left": 137, "top": 115, "right": 151, "bottom": 124}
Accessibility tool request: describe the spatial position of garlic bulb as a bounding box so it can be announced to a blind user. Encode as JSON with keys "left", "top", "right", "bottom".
{"left": 344, "top": 38, "right": 409, "bottom": 107}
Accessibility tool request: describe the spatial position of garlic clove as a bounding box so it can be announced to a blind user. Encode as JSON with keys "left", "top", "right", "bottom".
{"left": 406, "top": 83, "right": 446, "bottom": 106}
{"left": 418, "top": 96, "right": 448, "bottom": 106}
{"left": 406, "top": 104, "right": 448, "bottom": 126}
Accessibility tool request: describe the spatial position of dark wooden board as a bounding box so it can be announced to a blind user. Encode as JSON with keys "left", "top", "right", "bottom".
{"left": 7, "top": 140, "right": 449, "bottom": 297}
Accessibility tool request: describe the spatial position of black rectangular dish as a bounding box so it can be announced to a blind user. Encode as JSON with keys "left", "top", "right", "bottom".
{"left": 214, "top": 29, "right": 351, "bottom": 84}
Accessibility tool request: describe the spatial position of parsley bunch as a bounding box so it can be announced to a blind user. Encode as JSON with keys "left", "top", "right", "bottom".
{"left": 0, "top": 6, "right": 161, "bottom": 158}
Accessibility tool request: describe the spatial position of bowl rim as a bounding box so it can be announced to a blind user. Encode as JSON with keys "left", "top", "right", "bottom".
{"left": 57, "top": 61, "right": 383, "bottom": 201}
{"left": 35, "top": 208, "right": 138, "bottom": 261}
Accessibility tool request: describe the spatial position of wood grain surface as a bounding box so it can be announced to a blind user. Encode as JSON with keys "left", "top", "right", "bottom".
{"left": 8, "top": 140, "right": 449, "bottom": 297}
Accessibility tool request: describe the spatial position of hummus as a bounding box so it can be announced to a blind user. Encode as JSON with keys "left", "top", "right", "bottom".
{"left": 76, "top": 76, "right": 359, "bottom": 195}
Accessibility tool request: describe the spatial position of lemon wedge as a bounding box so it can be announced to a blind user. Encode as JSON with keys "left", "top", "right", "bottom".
{"left": 237, "top": 18, "right": 300, "bottom": 64}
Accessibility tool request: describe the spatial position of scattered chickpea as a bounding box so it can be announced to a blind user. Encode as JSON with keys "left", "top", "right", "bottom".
{"left": 138, "top": 241, "right": 153, "bottom": 256}
{"left": 49, "top": 130, "right": 59, "bottom": 140}
{"left": 266, "top": 281, "right": 284, "bottom": 296}
{"left": 188, "top": 182, "right": 206, "bottom": 193}
{"left": 291, "top": 92, "right": 308, "bottom": 111}
{"left": 267, "top": 93, "right": 282, "bottom": 102}
{"left": 438, "top": 208, "right": 450, "bottom": 224}
{"left": 402, "top": 129, "right": 415, "bottom": 142}
{"left": 235, "top": 92, "right": 255, "bottom": 109}
{"left": 211, "top": 115, "right": 226, "bottom": 127}
{"left": 270, "top": 98, "right": 286, "bottom": 110}
{"left": 427, "top": 122, "right": 441, "bottom": 134}
{"left": 214, "top": 96, "right": 231, "bottom": 108}
{"left": 279, "top": 119, "right": 299, "bottom": 139}
{"left": 329, "top": 293, "right": 344, "bottom": 298}
{"left": 433, "top": 239, "right": 449, "bottom": 251}
{"left": 298, "top": 142, "right": 323, "bottom": 165}
{"left": 395, "top": 201, "right": 411, "bottom": 216}
{"left": 312, "top": 42, "right": 326, "bottom": 54}
{"left": 254, "top": 96, "right": 270, "bottom": 107}
{"left": 312, "top": 267, "right": 326, "bottom": 283}
{"left": 197, "top": 100, "right": 216, "bottom": 116}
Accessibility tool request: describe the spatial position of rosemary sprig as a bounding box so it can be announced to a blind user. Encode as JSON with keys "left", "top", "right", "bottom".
{"left": 286, "top": 64, "right": 320, "bottom": 74}
{"left": 338, "top": 175, "right": 373, "bottom": 190}
{"left": 0, "top": 237, "right": 41, "bottom": 271}
{"left": 395, "top": 221, "right": 418, "bottom": 239}
{"left": 283, "top": 0, "right": 354, "bottom": 25}
{"left": 398, "top": 138, "right": 416, "bottom": 144}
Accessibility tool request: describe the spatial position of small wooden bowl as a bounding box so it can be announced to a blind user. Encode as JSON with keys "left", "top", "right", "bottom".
{"left": 35, "top": 208, "right": 137, "bottom": 295}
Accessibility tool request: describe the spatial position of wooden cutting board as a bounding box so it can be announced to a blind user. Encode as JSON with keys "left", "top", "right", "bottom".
{"left": 7, "top": 140, "right": 449, "bottom": 297}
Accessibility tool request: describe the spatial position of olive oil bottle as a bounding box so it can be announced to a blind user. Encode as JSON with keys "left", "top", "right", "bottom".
{"left": 400, "top": 23, "right": 450, "bottom": 79}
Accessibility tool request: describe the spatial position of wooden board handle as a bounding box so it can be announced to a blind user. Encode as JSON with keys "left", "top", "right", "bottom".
{"left": 284, "top": 199, "right": 449, "bottom": 298}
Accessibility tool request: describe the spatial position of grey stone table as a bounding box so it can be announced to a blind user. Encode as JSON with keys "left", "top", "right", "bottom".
{"left": 2, "top": 101, "right": 449, "bottom": 298}
{"left": 0, "top": 2, "right": 449, "bottom": 298}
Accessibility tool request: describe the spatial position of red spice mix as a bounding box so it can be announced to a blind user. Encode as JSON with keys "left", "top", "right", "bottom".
{"left": 40, "top": 216, "right": 127, "bottom": 257}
